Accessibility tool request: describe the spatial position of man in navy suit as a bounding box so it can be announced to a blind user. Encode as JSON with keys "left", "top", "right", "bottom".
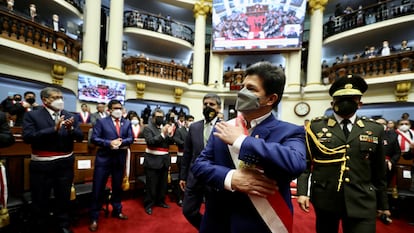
{"left": 179, "top": 93, "right": 221, "bottom": 229}
{"left": 192, "top": 62, "right": 307, "bottom": 233}
{"left": 22, "top": 87, "right": 84, "bottom": 233}
{"left": 89, "top": 100, "right": 133, "bottom": 232}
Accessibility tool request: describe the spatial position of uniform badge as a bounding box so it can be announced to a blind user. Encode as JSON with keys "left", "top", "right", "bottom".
{"left": 356, "top": 120, "right": 365, "bottom": 127}
{"left": 322, "top": 128, "right": 328, "bottom": 133}
{"left": 317, "top": 132, "right": 324, "bottom": 138}
{"left": 366, "top": 131, "right": 373, "bottom": 135}
{"left": 328, "top": 118, "right": 336, "bottom": 127}
{"left": 360, "top": 135, "right": 368, "bottom": 141}
{"left": 326, "top": 132, "right": 332, "bottom": 137}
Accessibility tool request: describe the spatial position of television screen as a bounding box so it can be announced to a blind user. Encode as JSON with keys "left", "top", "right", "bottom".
{"left": 212, "top": 0, "right": 307, "bottom": 53}
{"left": 78, "top": 74, "right": 126, "bottom": 104}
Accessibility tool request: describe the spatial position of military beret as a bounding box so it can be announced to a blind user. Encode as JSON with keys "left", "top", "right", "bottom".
{"left": 329, "top": 74, "right": 368, "bottom": 97}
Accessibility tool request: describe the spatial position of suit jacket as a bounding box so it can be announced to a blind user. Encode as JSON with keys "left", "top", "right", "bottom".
{"left": 192, "top": 114, "right": 306, "bottom": 233}
{"left": 297, "top": 115, "right": 388, "bottom": 218}
{"left": 90, "top": 111, "right": 108, "bottom": 125}
{"left": 77, "top": 111, "right": 91, "bottom": 124}
{"left": 91, "top": 116, "right": 133, "bottom": 152}
{"left": 0, "top": 111, "right": 14, "bottom": 148}
{"left": 384, "top": 130, "right": 400, "bottom": 164}
{"left": 180, "top": 120, "right": 204, "bottom": 182}
{"left": 143, "top": 122, "right": 174, "bottom": 169}
{"left": 22, "top": 108, "right": 83, "bottom": 153}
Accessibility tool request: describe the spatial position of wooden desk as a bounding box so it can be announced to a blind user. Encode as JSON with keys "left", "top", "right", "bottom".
{"left": 0, "top": 139, "right": 181, "bottom": 197}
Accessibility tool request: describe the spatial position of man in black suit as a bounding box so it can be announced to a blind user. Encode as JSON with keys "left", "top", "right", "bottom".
{"left": 8, "top": 91, "right": 41, "bottom": 126}
{"left": 22, "top": 87, "right": 83, "bottom": 233}
{"left": 142, "top": 108, "right": 175, "bottom": 215}
{"left": 0, "top": 110, "right": 14, "bottom": 148}
{"left": 179, "top": 93, "right": 221, "bottom": 229}
{"left": 173, "top": 114, "right": 194, "bottom": 206}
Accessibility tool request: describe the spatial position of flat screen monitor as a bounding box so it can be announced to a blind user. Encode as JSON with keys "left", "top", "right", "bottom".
{"left": 78, "top": 74, "right": 126, "bottom": 104}
{"left": 212, "top": 0, "right": 307, "bottom": 54}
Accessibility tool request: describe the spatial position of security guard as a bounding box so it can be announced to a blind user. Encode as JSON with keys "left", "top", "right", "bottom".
{"left": 296, "top": 74, "right": 391, "bottom": 233}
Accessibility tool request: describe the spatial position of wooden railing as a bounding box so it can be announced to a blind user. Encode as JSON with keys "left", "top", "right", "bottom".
{"left": 123, "top": 56, "right": 192, "bottom": 83}
{"left": 0, "top": 9, "right": 81, "bottom": 62}
{"left": 323, "top": 50, "right": 414, "bottom": 83}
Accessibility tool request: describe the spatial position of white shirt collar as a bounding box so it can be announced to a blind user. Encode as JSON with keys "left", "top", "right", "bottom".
{"left": 334, "top": 113, "right": 356, "bottom": 124}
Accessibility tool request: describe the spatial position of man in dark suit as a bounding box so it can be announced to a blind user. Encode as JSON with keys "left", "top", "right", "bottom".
{"left": 0, "top": 110, "right": 14, "bottom": 148}
{"left": 89, "top": 100, "right": 133, "bottom": 232}
{"left": 297, "top": 74, "right": 391, "bottom": 233}
{"left": 22, "top": 87, "right": 83, "bottom": 233}
{"left": 8, "top": 91, "right": 41, "bottom": 126}
{"left": 179, "top": 93, "right": 221, "bottom": 229}
{"left": 77, "top": 103, "right": 91, "bottom": 124}
{"left": 192, "top": 62, "right": 307, "bottom": 233}
{"left": 173, "top": 114, "right": 194, "bottom": 206}
{"left": 142, "top": 108, "right": 175, "bottom": 215}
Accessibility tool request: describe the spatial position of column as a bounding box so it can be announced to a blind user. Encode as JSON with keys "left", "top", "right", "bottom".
{"left": 208, "top": 52, "right": 225, "bottom": 88}
{"left": 192, "top": 0, "right": 211, "bottom": 85}
{"left": 306, "top": 0, "right": 328, "bottom": 87}
{"left": 284, "top": 51, "right": 302, "bottom": 91}
{"left": 105, "top": 0, "right": 124, "bottom": 72}
{"left": 81, "top": 0, "right": 102, "bottom": 66}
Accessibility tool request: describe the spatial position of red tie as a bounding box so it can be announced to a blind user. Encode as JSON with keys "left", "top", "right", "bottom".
{"left": 115, "top": 119, "right": 121, "bottom": 136}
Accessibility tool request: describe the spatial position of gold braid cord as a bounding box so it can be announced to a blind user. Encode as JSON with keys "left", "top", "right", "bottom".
{"left": 305, "top": 122, "right": 348, "bottom": 191}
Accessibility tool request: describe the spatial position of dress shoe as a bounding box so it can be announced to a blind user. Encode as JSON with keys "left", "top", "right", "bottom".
{"left": 89, "top": 221, "right": 98, "bottom": 232}
{"left": 112, "top": 212, "right": 128, "bottom": 220}
{"left": 145, "top": 207, "right": 152, "bottom": 215}
{"left": 157, "top": 203, "right": 170, "bottom": 208}
{"left": 177, "top": 200, "right": 183, "bottom": 207}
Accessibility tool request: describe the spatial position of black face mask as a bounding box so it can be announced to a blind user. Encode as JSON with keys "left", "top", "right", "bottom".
{"left": 155, "top": 116, "right": 164, "bottom": 126}
{"left": 333, "top": 99, "right": 358, "bottom": 116}
{"left": 203, "top": 107, "right": 217, "bottom": 122}
{"left": 14, "top": 98, "right": 21, "bottom": 102}
{"left": 26, "top": 98, "right": 35, "bottom": 105}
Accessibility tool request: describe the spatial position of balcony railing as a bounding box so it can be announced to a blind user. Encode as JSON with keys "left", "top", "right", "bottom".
{"left": 123, "top": 56, "right": 192, "bottom": 83}
{"left": 0, "top": 9, "right": 81, "bottom": 62}
{"left": 324, "top": 0, "right": 414, "bottom": 38}
{"left": 323, "top": 50, "right": 414, "bottom": 84}
{"left": 124, "top": 11, "right": 194, "bottom": 44}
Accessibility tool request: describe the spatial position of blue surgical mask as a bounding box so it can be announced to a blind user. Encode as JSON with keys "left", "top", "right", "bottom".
{"left": 131, "top": 119, "right": 139, "bottom": 125}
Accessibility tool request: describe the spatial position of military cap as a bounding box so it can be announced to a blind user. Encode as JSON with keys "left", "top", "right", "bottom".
{"left": 329, "top": 74, "right": 368, "bottom": 97}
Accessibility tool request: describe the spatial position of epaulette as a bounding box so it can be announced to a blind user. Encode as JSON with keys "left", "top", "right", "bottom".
{"left": 312, "top": 116, "right": 328, "bottom": 122}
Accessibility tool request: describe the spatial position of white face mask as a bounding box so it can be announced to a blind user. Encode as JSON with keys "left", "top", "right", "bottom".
{"left": 50, "top": 99, "right": 64, "bottom": 111}
{"left": 399, "top": 125, "right": 410, "bottom": 132}
{"left": 131, "top": 119, "right": 139, "bottom": 125}
{"left": 111, "top": 109, "right": 122, "bottom": 119}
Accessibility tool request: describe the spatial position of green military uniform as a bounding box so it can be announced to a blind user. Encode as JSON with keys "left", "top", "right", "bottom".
{"left": 297, "top": 74, "right": 389, "bottom": 233}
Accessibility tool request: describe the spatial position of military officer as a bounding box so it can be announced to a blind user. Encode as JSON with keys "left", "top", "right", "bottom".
{"left": 296, "top": 74, "right": 391, "bottom": 233}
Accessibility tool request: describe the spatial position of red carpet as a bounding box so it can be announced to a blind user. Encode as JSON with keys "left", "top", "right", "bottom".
{"left": 72, "top": 195, "right": 413, "bottom": 233}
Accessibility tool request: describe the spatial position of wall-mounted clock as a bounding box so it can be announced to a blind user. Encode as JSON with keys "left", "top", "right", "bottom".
{"left": 294, "top": 102, "right": 310, "bottom": 117}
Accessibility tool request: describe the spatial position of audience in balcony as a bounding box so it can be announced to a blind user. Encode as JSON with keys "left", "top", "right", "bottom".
{"left": 378, "top": 40, "right": 396, "bottom": 56}
{"left": 400, "top": 40, "right": 412, "bottom": 51}
{"left": 6, "top": 0, "right": 13, "bottom": 11}
{"left": 29, "top": 3, "right": 37, "bottom": 22}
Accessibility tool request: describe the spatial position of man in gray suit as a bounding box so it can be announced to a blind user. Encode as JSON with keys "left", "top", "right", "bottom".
{"left": 90, "top": 102, "right": 108, "bottom": 125}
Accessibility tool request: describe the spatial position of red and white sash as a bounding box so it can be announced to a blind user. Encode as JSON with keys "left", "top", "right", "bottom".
{"left": 80, "top": 112, "right": 89, "bottom": 124}
{"left": 132, "top": 125, "right": 141, "bottom": 139}
{"left": 228, "top": 116, "right": 292, "bottom": 233}
{"left": 396, "top": 129, "right": 414, "bottom": 152}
